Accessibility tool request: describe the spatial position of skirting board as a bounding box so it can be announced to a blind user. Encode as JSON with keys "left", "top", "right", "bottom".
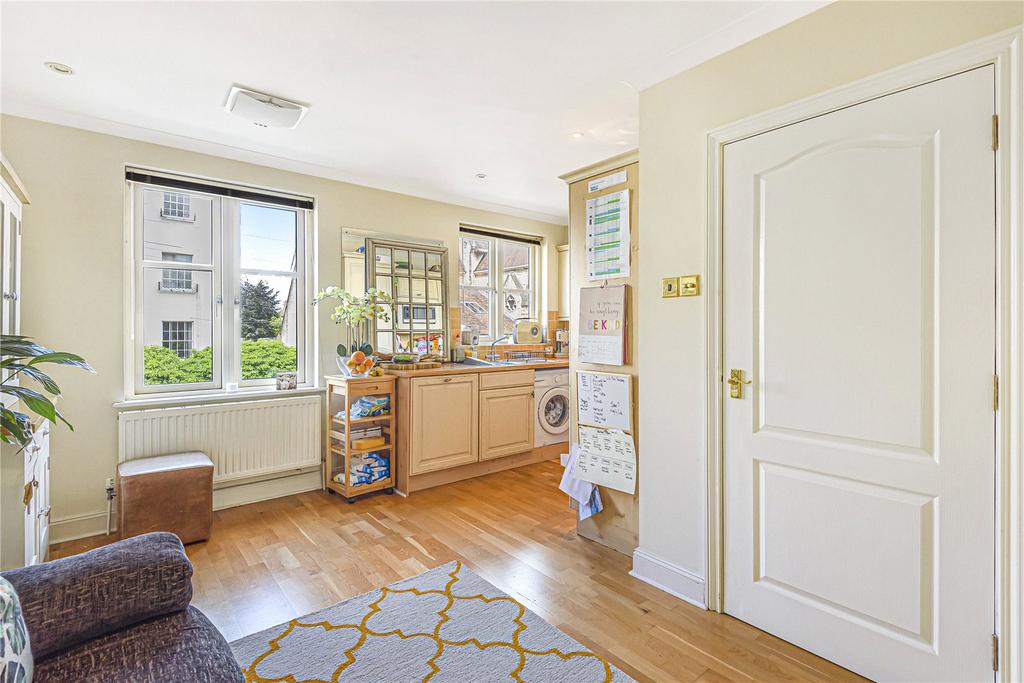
{"left": 630, "top": 548, "right": 707, "bottom": 610}
{"left": 212, "top": 470, "right": 321, "bottom": 510}
{"left": 47, "top": 510, "right": 113, "bottom": 545}
{"left": 49, "top": 470, "right": 322, "bottom": 545}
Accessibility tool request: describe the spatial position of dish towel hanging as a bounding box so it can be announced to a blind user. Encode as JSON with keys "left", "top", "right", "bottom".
{"left": 559, "top": 443, "right": 603, "bottom": 520}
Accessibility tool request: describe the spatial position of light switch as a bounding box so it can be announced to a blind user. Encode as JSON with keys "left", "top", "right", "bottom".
{"left": 680, "top": 274, "right": 701, "bottom": 297}
{"left": 661, "top": 277, "right": 680, "bottom": 297}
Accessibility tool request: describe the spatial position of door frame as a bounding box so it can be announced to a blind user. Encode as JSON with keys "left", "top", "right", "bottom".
{"left": 704, "top": 27, "right": 1022, "bottom": 679}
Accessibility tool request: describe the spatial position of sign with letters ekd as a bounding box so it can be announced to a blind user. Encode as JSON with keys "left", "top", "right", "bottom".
{"left": 578, "top": 285, "right": 626, "bottom": 365}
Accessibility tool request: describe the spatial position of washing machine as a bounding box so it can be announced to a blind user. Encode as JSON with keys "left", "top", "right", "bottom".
{"left": 535, "top": 368, "right": 570, "bottom": 447}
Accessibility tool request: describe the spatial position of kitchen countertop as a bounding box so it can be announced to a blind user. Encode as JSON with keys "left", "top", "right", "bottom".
{"left": 383, "top": 359, "right": 568, "bottom": 378}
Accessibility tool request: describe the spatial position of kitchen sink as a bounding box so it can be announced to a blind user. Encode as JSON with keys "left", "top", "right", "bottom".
{"left": 459, "top": 356, "right": 497, "bottom": 366}
{"left": 459, "top": 357, "right": 557, "bottom": 366}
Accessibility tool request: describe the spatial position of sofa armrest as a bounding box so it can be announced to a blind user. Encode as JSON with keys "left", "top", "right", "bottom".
{"left": 1, "top": 532, "right": 193, "bottom": 659}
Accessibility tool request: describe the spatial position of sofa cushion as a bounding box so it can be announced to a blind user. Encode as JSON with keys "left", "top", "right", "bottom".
{"left": 34, "top": 606, "right": 243, "bottom": 683}
{"left": 2, "top": 532, "right": 193, "bottom": 659}
{"left": 0, "top": 575, "right": 33, "bottom": 683}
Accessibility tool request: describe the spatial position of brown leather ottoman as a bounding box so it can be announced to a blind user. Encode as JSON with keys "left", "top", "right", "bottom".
{"left": 118, "top": 452, "right": 214, "bottom": 544}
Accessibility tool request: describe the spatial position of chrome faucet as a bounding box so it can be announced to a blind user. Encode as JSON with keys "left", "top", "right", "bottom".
{"left": 488, "top": 335, "right": 510, "bottom": 362}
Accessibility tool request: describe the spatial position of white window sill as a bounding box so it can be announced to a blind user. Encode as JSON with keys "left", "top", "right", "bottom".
{"left": 113, "top": 385, "right": 325, "bottom": 410}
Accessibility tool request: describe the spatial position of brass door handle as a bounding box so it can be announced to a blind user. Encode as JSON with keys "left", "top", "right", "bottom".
{"left": 727, "top": 369, "right": 752, "bottom": 399}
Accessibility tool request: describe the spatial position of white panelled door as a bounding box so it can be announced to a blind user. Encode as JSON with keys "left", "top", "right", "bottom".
{"left": 722, "top": 66, "right": 995, "bottom": 682}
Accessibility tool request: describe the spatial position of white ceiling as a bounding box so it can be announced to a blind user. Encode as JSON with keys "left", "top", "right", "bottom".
{"left": 0, "top": 1, "right": 823, "bottom": 223}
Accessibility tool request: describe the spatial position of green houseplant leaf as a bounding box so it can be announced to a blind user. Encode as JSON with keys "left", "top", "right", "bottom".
{"left": 315, "top": 287, "right": 394, "bottom": 357}
{"left": 3, "top": 364, "right": 60, "bottom": 394}
{"left": 1, "top": 334, "right": 94, "bottom": 452}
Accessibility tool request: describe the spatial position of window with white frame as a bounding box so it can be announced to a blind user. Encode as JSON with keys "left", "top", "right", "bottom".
{"left": 160, "top": 252, "right": 194, "bottom": 291}
{"left": 129, "top": 172, "right": 314, "bottom": 394}
{"left": 161, "top": 321, "right": 193, "bottom": 358}
{"left": 161, "top": 192, "right": 192, "bottom": 220}
{"left": 458, "top": 230, "right": 538, "bottom": 342}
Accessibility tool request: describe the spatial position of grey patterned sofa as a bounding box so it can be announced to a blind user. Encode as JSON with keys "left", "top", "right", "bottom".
{"left": 1, "top": 532, "right": 243, "bottom": 682}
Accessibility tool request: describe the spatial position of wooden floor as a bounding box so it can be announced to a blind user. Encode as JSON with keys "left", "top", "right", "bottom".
{"left": 52, "top": 460, "right": 865, "bottom": 683}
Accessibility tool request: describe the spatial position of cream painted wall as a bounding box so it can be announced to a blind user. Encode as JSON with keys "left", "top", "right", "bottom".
{"left": 0, "top": 114, "right": 565, "bottom": 541}
{"left": 637, "top": 1, "right": 1022, "bottom": 593}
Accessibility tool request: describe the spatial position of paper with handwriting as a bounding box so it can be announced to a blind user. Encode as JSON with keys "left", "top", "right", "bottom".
{"left": 574, "top": 426, "right": 636, "bottom": 494}
{"left": 577, "top": 371, "right": 631, "bottom": 431}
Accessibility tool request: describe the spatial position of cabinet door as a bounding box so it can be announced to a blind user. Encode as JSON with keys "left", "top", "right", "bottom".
{"left": 479, "top": 385, "right": 535, "bottom": 461}
{"left": 410, "top": 374, "right": 479, "bottom": 474}
{"left": 34, "top": 426, "right": 50, "bottom": 564}
{"left": 1, "top": 181, "right": 22, "bottom": 337}
{"left": 23, "top": 436, "right": 40, "bottom": 566}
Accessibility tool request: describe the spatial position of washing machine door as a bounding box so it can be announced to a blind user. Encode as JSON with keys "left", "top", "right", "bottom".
{"left": 537, "top": 386, "right": 570, "bottom": 436}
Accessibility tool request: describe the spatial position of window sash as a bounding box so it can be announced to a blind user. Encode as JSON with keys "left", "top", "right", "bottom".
{"left": 130, "top": 180, "right": 313, "bottom": 396}
{"left": 132, "top": 184, "right": 222, "bottom": 394}
{"left": 230, "top": 199, "right": 307, "bottom": 388}
{"left": 459, "top": 284, "right": 494, "bottom": 338}
{"left": 458, "top": 234, "right": 538, "bottom": 343}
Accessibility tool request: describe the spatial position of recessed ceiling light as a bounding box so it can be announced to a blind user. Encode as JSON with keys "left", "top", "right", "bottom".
{"left": 475, "top": 173, "right": 487, "bottom": 179}
{"left": 44, "top": 61, "right": 74, "bottom": 76}
{"left": 570, "top": 131, "right": 585, "bottom": 139}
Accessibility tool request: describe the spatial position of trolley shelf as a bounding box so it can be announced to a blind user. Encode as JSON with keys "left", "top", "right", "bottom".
{"left": 323, "top": 374, "right": 397, "bottom": 504}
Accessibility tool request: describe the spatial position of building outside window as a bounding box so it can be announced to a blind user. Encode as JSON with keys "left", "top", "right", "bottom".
{"left": 161, "top": 321, "right": 193, "bottom": 358}
{"left": 161, "top": 192, "right": 192, "bottom": 220}
{"left": 458, "top": 230, "right": 538, "bottom": 342}
{"left": 129, "top": 171, "right": 314, "bottom": 394}
{"left": 160, "top": 252, "right": 194, "bottom": 291}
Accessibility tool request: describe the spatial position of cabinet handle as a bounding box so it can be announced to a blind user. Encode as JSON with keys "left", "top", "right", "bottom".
{"left": 443, "top": 377, "right": 453, "bottom": 383}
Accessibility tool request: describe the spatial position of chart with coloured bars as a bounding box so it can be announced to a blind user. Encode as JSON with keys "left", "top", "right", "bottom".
{"left": 585, "top": 189, "right": 630, "bottom": 280}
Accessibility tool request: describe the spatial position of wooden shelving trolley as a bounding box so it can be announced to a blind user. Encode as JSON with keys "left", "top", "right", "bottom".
{"left": 324, "top": 374, "right": 397, "bottom": 503}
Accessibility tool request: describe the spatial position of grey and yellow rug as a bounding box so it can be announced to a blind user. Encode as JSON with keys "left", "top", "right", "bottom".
{"left": 230, "top": 560, "right": 633, "bottom": 682}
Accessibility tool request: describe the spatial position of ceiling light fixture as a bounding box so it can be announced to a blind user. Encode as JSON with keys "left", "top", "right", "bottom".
{"left": 44, "top": 61, "right": 74, "bottom": 76}
{"left": 224, "top": 85, "right": 309, "bottom": 130}
{"left": 475, "top": 173, "right": 488, "bottom": 179}
{"left": 570, "top": 131, "right": 585, "bottom": 139}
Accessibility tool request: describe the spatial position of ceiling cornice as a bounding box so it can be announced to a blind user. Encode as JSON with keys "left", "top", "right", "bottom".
{"left": 627, "top": 1, "right": 830, "bottom": 92}
{"left": 559, "top": 149, "right": 639, "bottom": 185}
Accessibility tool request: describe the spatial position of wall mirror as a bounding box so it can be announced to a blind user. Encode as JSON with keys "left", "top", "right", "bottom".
{"left": 339, "top": 229, "right": 448, "bottom": 356}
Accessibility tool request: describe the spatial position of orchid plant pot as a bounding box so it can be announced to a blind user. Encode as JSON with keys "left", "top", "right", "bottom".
{"left": 313, "top": 285, "right": 394, "bottom": 378}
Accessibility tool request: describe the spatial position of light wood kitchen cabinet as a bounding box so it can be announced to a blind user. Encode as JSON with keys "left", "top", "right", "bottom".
{"left": 409, "top": 374, "right": 479, "bottom": 474}
{"left": 479, "top": 385, "right": 535, "bottom": 461}
{"left": 557, "top": 244, "right": 569, "bottom": 321}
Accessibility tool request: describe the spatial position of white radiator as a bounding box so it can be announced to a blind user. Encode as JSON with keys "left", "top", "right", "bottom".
{"left": 117, "top": 396, "right": 322, "bottom": 484}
